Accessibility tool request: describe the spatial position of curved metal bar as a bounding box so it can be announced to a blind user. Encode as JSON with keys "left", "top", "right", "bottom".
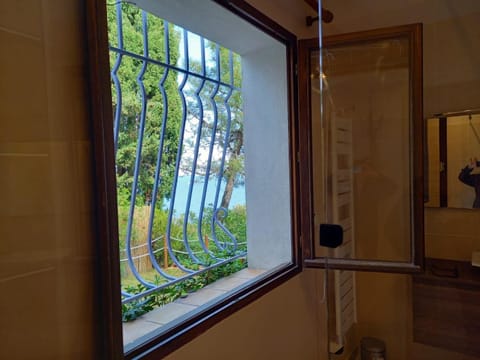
{"left": 143, "top": 19, "right": 176, "bottom": 281}
{"left": 109, "top": 46, "right": 241, "bottom": 92}
{"left": 124, "top": 10, "right": 155, "bottom": 287}
{"left": 122, "top": 253, "right": 245, "bottom": 304}
{"left": 183, "top": 37, "right": 218, "bottom": 262}
{"left": 109, "top": 5, "right": 246, "bottom": 304}
{"left": 212, "top": 207, "right": 239, "bottom": 251}
{"left": 197, "top": 44, "right": 225, "bottom": 252}
{"left": 112, "top": 2, "right": 123, "bottom": 153}
{"left": 165, "top": 29, "right": 196, "bottom": 272}
{"left": 210, "top": 50, "right": 238, "bottom": 251}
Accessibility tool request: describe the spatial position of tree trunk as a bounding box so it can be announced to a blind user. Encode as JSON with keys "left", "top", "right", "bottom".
{"left": 219, "top": 129, "right": 243, "bottom": 211}
{"left": 220, "top": 174, "right": 235, "bottom": 209}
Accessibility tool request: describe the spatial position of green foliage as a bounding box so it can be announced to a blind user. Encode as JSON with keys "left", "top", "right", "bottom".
{"left": 200, "top": 205, "right": 246, "bottom": 254}
{"left": 184, "top": 44, "right": 245, "bottom": 210}
{"left": 119, "top": 204, "right": 247, "bottom": 322}
{"left": 107, "top": 3, "right": 182, "bottom": 205}
{"left": 108, "top": 3, "right": 248, "bottom": 323}
{"left": 122, "top": 257, "right": 247, "bottom": 322}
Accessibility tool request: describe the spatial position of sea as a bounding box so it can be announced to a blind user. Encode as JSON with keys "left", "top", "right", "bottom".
{"left": 170, "top": 176, "right": 245, "bottom": 215}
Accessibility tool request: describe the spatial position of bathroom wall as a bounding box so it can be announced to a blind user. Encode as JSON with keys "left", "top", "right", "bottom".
{"left": 3, "top": 1, "right": 477, "bottom": 359}
{"left": 0, "top": 0, "right": 96, "bottom": 358}
{"left": 0, "top": 1, "right": 328, "bottom": 359}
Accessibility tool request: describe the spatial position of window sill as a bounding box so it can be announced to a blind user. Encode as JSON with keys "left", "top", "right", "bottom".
{"left": 123, "top": 267, "right": 267, "bottom": 351}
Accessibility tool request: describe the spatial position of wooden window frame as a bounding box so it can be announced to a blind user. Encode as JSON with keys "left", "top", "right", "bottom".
{"left": 298, "top": 24, "right": 425, "bottom": 274}
{"left": 85, "top": 0, "right": 305, "bottom": 358}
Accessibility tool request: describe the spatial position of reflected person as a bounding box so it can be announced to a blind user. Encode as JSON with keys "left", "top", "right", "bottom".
{"left": 458, "top": 157, "right": 480, "bottom": 208}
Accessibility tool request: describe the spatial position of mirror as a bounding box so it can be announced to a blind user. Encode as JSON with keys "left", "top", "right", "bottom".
{"left": 426, "top": 110, "right": 480, "bottom": 209}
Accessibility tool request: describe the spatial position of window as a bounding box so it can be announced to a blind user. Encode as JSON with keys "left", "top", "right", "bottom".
{"left": 86, "top": 0, "right": 302, "bottom": 358}
{"left": 299, "top": 24, "right": 424, "bottom": 273}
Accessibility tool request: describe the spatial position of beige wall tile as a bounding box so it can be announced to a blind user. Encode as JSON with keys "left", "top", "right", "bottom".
{"left": 0, "top": 250, "right": 56, "bottom": 281}
{"left": 40, "top": 0, "right": 90, "bottom": 142}
{"left": 0, "top": 140, "right": 93, "bottom": 216}
{"left": 0, "top": 215, "right": 57, "bottom": 255}
{"left": 0, "top": 146, "right": 53, "bottom": 217}
{"left": 423, "top": 13, "right": 480, "bottom": 116}
{"left": 0, "top": 266, "right": 59, "bottom": 359}
{"left": 0, "top": 0, "right": 43, "bottom": 40}
{"left": 425, "top": 208, "right": 480, "bottom": 260}
{"left": 0, "top": 213, "right": 94, "bottom": 260}
{"left": 0, "top": 0, "right": 97, "bottom": 358}
{"left": 426, "top": 233, "right": 477, "bottom": 260}
{"left": 0, "top": 30, "right": 48, "bottom": 142}
{"left": 53, "top": 260, "right": 96, "bottom": 360}
{"left": 0, "top": 259, "right": 96, "bottom": 360}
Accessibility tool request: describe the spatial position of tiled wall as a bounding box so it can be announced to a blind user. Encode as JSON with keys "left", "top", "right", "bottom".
{"left": 0, "top": 1, "right": 326, "bottom": 359}
{"left": 425, "top": 208, "right": 480, "bottom": 261}
{"left": 0, "top": 1, "right": 96, "bottom": 358}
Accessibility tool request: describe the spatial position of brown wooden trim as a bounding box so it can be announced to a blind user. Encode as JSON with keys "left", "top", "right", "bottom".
{"left": 303, "top": 0, "right": 334, "bottom": 23}
{"left": 288, "top": 24, "right": 303, "bottom": 270}
{"left": 304, "top": 0, "right": 318, "bottom": 12}
{"left": 410, "top": 23, "right": 425, "bottom": 270}
{"left": 213, "top": 0, "right": 296, "bottom": 44}
{"left": 439, "top": 117, "right": 448, "bottom": 207}
{"left": 322, "top": 23, "right": 422, "bottom": 48}
{"left": 85, "top": 0, "right": 124, "bottom": 358}
{"left": 300, "top": 24, "right": 425, "bottom": 273}
{"left": 298, "top": 39, "right": 316, "bottom": 261}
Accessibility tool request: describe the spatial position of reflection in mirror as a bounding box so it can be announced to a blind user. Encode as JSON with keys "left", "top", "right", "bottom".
{"left": 426, "top": 110, "right": 480, "bottom": 209}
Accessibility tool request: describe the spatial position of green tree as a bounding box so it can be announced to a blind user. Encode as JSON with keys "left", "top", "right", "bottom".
{"left": 183, "top": 44, "right": 244, "bottom": 210}
{"left": 107, "top": 3, "right": 182, "bottom": 205}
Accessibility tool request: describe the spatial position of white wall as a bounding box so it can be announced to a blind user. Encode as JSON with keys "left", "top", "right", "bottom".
{"left": 243, "top": 43, "right": 291, "bottom": 269}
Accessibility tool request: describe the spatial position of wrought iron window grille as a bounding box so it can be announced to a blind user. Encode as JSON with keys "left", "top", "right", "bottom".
{"left": 108, "top": 2, "right": 246, "bottom": 307}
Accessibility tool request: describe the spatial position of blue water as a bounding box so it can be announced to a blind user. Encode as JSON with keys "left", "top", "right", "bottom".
{"left": 169, "top": 176, "right": 245, "bottom": 215}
